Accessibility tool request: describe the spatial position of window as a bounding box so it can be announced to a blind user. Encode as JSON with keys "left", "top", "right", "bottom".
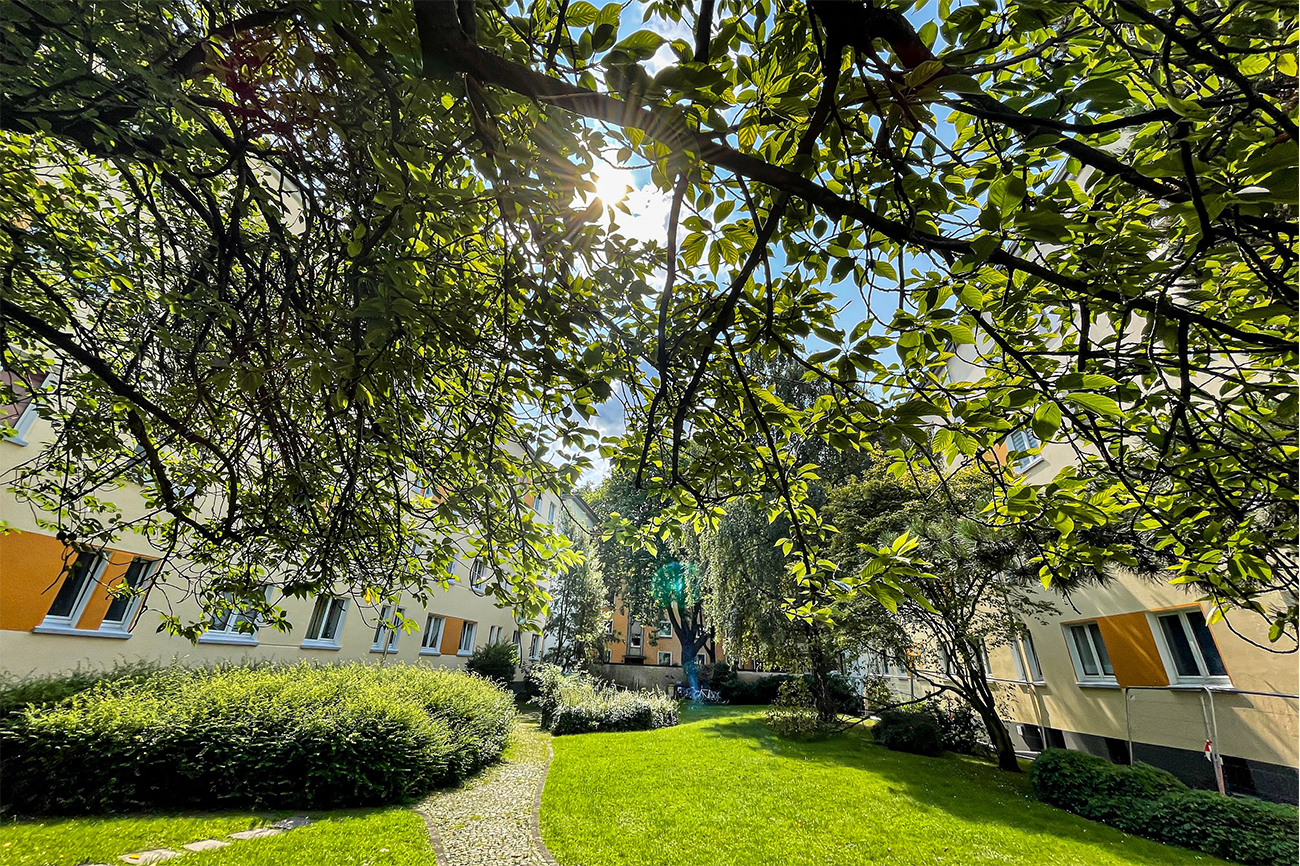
{"left": 604, "top": 619, "right": 614, "bottom": 636}
{"left": 1013, "top": 633, "right": 1044, "bottom": 683}
{"left": 100, "top": 557, "right": 157, "bottom": 632}
{"left": 371, "top": 605, "right": 404, "bottom": 653}
{"left": 629, "top": 629, "right": 643, "bottom": 650}
{"left": 1065, "top": 622, "right": 1115, "bottom": 683}
{"left": 869, "top": 649, "right": 907, "bottom": 678}
{"left": 487, "top": 625, "right": 503, "bottom": 644}
{"left": 458, "top": 620, "right": 477, "bottom": 655}
{"left": 2, "top": 369, "right": 48, "bottom": 445}
{"left": 1155, "top": 609, "right": 1230, "bottom": 685}
{"left": 603, "top": 648, "right": 612, "bottom": 662}
{"left": 529, "top": 634, "right": 540, "bottom": 660}
{"left": 1006, "top": 428, "right": 1042, "bottom": 472}
{"left": 421, "top": 614, "right": 446, "bottom": 654}
{"left": 547, "top": 503, "right": 557, "bottom": 524}
{"left": 39, "top": 549, "right": 109, "bottom": 629}
{"left": 657, "top": 617, "right": 671, "bottom": 639}
{"left": 302, "top": 596, "right": 348, "bottom": 647}
{"left": 512, "top": 629, "right": 522, "bottom": 655}
{"left": 695, "top": 653, "right": 705, "bottom": 667}
{"left": 658, "top": 651, "right": 673, "bottom": 665}
{"left": 204, "top": 591, "right": 263, "bottom": 643}
{"left": 469, "top": 560, "right": 488, "bottom": 594}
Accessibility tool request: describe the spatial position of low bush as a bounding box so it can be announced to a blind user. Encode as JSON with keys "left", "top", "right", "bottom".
{"left": 765, "top": 678, "right": 826, "bottom": 738}
{"left": 0, "top": 663, "right": 515, "bottom": 815}
{"left": 716, "top": 670, "right": 863, "bottom": 715}
{"left": 872, "top": 710, "right": 943, "bottom": 756}
{"left": 464, "top": 640, "right": 519, "bottom": 687}
{"left": 1030, "top": 749, "right": 1298, "bottom": 866}
{"left": 917, "top": 696, "right": 981, "bottom": 755}
{"left": 0, "top": 661, "right": 161, "bottom": 716}
{"left": 529, "top": 664, "right": 678, "bottom": 736}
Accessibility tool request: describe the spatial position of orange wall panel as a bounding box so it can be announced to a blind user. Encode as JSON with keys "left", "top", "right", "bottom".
{"left": 75, "top": 551, "right": 140, "bottom": 631}
{"left": 0, "top": 531, "right": 73, "bottom": 630}
{"left": 1098, "top": 611, "right": 1169, "bottom": 688}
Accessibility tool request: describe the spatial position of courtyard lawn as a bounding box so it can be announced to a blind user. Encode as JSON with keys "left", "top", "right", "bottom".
{"left": 0, "top": 808, "right": 432, "bottom": 866}
{"left": 539, "top": 706, "right": 1229, "bottom": 866}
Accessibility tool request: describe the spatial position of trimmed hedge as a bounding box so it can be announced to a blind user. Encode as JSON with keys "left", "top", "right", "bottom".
{"left": 530, "top": 664, "right": 678, "bottom": 736}
{"left": 464, "top": 640, "right": 519, "bottom": 687}
{"left": 1031, "top": 749, "right": 1298, "bottom": 866}
{"left": 872, "top": 710, "right": 943, "bottom": 756}
{"left": 0, "top": 661, "right": 160, "bottom": 716}
{"left": 0, "top": 663, "right": 516, "bottom": 815}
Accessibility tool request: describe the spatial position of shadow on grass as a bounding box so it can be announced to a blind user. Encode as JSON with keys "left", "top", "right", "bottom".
{"left": 680, "top": 707, "right": 1225, "bottom": 866}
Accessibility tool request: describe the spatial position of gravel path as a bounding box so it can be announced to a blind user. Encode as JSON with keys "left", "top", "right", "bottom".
{"left": 417, "top": 712, "right": 557, "bottom": 866}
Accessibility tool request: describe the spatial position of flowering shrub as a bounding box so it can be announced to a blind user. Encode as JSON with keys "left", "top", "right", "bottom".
{"left": 529, "top": 664, "right": 678, "bottom": 736}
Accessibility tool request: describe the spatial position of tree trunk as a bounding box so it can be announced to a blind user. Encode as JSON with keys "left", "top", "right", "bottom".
{"left": 806, "top": 639, "right": 839, "bottom": 724}
{"left": 969, "top": 678, "right": 1020, "bottom": 772}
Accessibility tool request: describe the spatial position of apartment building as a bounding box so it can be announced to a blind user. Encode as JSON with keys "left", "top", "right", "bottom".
{"left": 866, "top": 345, "right": 1299, "bottom": 804}
{"left": 0, "top": 386, "right": 581, "bottom": 680}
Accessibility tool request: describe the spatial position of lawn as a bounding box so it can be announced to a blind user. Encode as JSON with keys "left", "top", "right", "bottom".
{"left": 0, "top": 808, "right": 432, "bottom": 866}
{"left": 539, "top": 706, "right": 1230, "bottom": 866}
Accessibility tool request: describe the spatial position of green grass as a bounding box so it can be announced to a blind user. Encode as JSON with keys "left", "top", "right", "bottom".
{"left": 0, "top": 809, "right": 432, "bottom": 866}
{"left": 539, "top": 706, "right": 1230, "bottom": 866}
{"left": 0, "top": 814, "right": 266, "bottom": 866}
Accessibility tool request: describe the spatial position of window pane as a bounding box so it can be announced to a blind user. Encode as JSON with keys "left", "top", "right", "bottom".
{"left": 1071, "top": 626, "right": 1100, "bottom": 677}
{"left": 1186, "top": 611, "right": 1228, "bottom": 677}
{"left": 305, "top": 596, "right": 330, "bottom": 640}
{"left": 374, "top": 605, "right": 391, "bottom": 646}
{"left": 103, "top": 559, "right": 150, "bottom": 625}
{"left": 47, "top": 553, "right": 99, "bottom": 620}
{"left": 1087, "top": 623, "right": 1114, "bottom": 676}
{"left": 1159, "top": 614, "right": 1201, "bottom": 677}
{"left": 321, "top": 599, "right": 345, "bottom": 641}
{"left": 1023, "top": 634, "right": 1043, "bottom": 681}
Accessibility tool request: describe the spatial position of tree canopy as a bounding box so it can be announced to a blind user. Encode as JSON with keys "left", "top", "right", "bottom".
{"left": 2, "top": 0, "right": 1294, "bottom": 640}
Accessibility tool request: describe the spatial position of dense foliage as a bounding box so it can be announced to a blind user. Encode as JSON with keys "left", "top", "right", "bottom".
{"left": 710, "top": 664, "right": 862, "bottom": 715}
{"left": 764, "top": 677, "right": 825, "bottom": 738}
{"left": 0, "top": 0, "right": 1294, "bottom": 643}
{"left": 529, "top": 663, "right": 678, "bottom": 735}
{"left": 1031, "top": 749, "right": 1299, "bottom": 866}
{"left": 464, "top": 640, "right": 520, "bottom": 687}
{"left": 543, "top": 513, "right": 610, "bottom": 672}
{"left": 916, "top": 697, "right": 981, "bottom": 756}
{"left": 0, "top": 661, "right": 160, "bottom": 716}
{"left": 871, "top": 710, "right": 943, "bottom": 757}
{"left": 0, "top": 663, "right": 515, "bottom": 814}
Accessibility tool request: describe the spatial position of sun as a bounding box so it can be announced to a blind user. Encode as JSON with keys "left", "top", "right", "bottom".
{"left": 590, "top": 162, "right": 631, "bottom": 206}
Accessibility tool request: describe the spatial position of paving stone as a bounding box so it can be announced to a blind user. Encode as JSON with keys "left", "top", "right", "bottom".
{"left": 271, "top": 816, "right": 313, "bottom": 831}
{"left": 182, "top": 839, "right": 231, "bottom": 852}
{"left": 229, "top": 827, "right": 284, "bottom": 840}
{"left": 118, "top": 850, "right": 180, "bottom": 864}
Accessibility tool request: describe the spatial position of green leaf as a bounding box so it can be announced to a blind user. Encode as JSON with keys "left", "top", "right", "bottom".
{"left": 1063, "top": 392, "right": 1123, "bottom": 417}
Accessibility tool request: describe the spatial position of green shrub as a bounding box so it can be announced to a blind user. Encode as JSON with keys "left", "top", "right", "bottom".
{"left": 0, "top": 661, "right": 161, "bottom": 716}
{"left": 917, "top": 697, "right": 981, "bottom": 755}
{"left": 765, "top": 678, "right": 825, "bottom": 738}
{"left": 872, "top": 710, "right": 943, "bottom": 756}
{"left": 464, "top": 640, "right": 519, "bottom": 687}
{"left": 1030, "top": 749, "right": 1298, "bottom": 866}
{"left": 529, "top": 664, "right": 678, "bottom": 736}
{"left": 0, "top": 663, "right": 515, "bottom": 815}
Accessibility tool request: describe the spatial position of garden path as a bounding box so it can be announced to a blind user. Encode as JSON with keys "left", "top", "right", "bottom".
{"left": 416, "top": 712, "right": 557, "bottom": 866}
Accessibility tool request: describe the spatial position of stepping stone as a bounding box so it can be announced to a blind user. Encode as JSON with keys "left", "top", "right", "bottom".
{"left": 271, "top": 816, "right": 312, "bottom": 831}
{"left": 229, "top": 828, "right": 284, "bottom": 840}
{"left": 119, "top": 850, "right": 180, "bottom": 865}
{"left": 182, "top": 839, "right": 231, "bottom": 852}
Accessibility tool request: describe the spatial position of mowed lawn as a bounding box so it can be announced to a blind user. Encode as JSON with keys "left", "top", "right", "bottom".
{"left": 539, "top": 706, "right": 1229, "bottom": 866}
{"left": 0, "top": 808, "right": 432, "bottom": 866}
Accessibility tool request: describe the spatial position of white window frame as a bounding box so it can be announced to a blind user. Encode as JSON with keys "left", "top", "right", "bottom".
{"left": 529, "top": 633, "right": 540, "bottom": 661}
{"left": 658, "top": 651, "right": 673, "bottom": 666}
{"left": 657, "top": 617, "right": 672, "bottom": 639}
{"left": 200, "top": 590, "right": 265, "bottom": 646}
{"left": 421, "top": 614, "right": 446, "bottom": 655}
{"left": 1011, "top": 633, "right": 1045, "bottom": 684}
{"left": 469, "top": 559, "right": 488, "bottom": 595}
{"left": 629, "top": 627, "right": 643, "bottom": 650}
{"left": 547, "top": 503, "right": 557, "bottom": 524}
{"left": 301, "top": 595, "right": 348, "bottom": 649}
{"left": 1006, "top": 427, "right": 1042, "bottom": 472}
{"left": 2, "top": 368, "right": 52, "bottom": 446}
{"left": 458, "top": 620, "right": 477, "bottom": 656}
{"left": 1063, "top": 621, "right": 1117, "bottom": 686}
{"left": 99, "top": 558, "right": 158, "bottom": 634}
{"left": 695, "top": 653, "right": 705, "bottom": 667}
{"left": 370, "top": 604, "right": 404, "bottom": 653}
{"left": 512, "top": 628, "right": 522, "bottom": 655}
{"left": 33, "top": 549, "right": 112, "bottom": 635}
{"left": 1148, "top": 608, "right": 1233, "bottom": 688}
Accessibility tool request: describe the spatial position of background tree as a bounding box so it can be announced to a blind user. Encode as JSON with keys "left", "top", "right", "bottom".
{"left": 587, "top": 470, "right": 715, "bottom": 683}
{"left": 543, "top": 514, "right": 609, "bottom": 672}
{"left": 2, "top": 0, "right": 1294, "bottom": 642}
{"left": 827, "top": 463, "right": 1064, "bottom": 771}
